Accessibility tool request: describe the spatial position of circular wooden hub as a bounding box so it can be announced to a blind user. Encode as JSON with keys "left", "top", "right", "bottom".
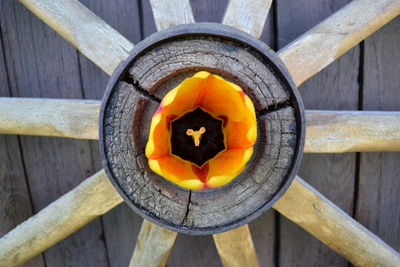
{"left": 99, "top": 23, "right": 305, "bottom": 235}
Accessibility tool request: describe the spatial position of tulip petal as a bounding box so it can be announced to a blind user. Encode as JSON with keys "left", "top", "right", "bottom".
{"left": 224, "top": 95, "right": 257, "bottom": 149}
{"left": 161, "top": 73, "right": 208, "bottom": 116}
{"left": 145, "top": 113, "right": 170, "bottom": 158}
{"left": 199, "top": 74, "right": 245, "bottom": 122}
{"left": 206, "top": 147, "right": 254, "bottom": 188}
{"left": 149, "top": 155, "right": 204, "bottom": 189}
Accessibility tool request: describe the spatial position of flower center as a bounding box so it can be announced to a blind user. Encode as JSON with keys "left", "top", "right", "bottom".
{"left": 186, "top": 127, "right": 206, "bottom": 147}
{"left": 170, "top": 107, "right": 225, "bottom": 167}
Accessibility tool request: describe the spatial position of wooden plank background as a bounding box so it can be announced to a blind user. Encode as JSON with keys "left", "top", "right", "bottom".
{"left": 0, "top": 0, "right": 398, "bottom": 266}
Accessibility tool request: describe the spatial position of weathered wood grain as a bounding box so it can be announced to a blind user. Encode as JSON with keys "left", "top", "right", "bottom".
{"left": 3, "top": 98, "right": 400, "bottom": 154}
{"left": 0, "top": 31, "right": 45, "bottom": 267}
{"left": 3, "top": 171, "right": 398, "bottom": 267}
{"left": 222, "top": 0, "right": 272, "bottom": 39}
{"left": 276, "top": 0, "right": 358, "bottom": 265}
{"left": 18, "top": 0, "right": 134, "bottom": 75}
{"left": 0, "top": 170, "right": 123, "bottom": 267}
{"left": 75, "top": 1, "right": 145, "bottom": 266}
{"left": 273, "top": 176, "right": 400, "bottom": 266}
{"left": 0, "top": 98, "right": 99, "bottom": 139}
{"left": 356, "top": 17, "right": 400, "bottom": 252}
{"left": 278, "top": 0, "right": 400, "bottom": 87}
{"left": 103, "top": 26, "right": 303, "bottom": 233}
{"left": 149, "top": 0, "right": 195, "bottom": 31}
{"left": 0, "top": 1, "right": 110, "bottom": 265}
{"left": 305, "top": 110, "right": 400, "bottom": 153}
{"left": 213, "top": 225, "right": 260, "bottom": 267}
{"left": 129, "top": 220, "right": 178, "bottom": 267}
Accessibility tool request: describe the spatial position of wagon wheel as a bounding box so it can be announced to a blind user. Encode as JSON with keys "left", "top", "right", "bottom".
{"left": 0, "top": 0, "right": 399, "bottom": 266}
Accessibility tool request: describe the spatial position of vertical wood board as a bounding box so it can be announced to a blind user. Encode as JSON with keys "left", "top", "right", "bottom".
{"left": 276, "top": 0, "right": 359, "bottom": 266}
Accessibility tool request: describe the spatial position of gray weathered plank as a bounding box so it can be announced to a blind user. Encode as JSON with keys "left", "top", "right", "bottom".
{"left": 0, "top": 20, "right": 45, "bottom": 267}
{"left": 223, "top": 0, "right": 272, "bottom": 39}
{"left": 76, "top": 1, "right": 144, "bottom": 266}
{"left": 18, "top": 0, "right": 134, "bottom": 76}
{"left": 276, "top": 0, "right": 358, "bottom": 265}
{"left": 0, "top": 1, "right": 109, "bottom": 266}
{"left": 356, "top": 17, "right": 400, "bottom": 252}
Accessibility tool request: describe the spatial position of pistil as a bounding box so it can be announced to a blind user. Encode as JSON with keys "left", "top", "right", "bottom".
{"left": 186, "top": 127, "right": 206, "bottom": 147}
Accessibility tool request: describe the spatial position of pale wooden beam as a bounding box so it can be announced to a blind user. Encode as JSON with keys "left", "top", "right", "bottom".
{"left": 0, "top": 97, "right": 99, "bottom": 140}
{"left": 223, "top": 0, "right": 273, "bottom": 39}
{"left": 213, "top": 225, "right": 260, "bottom": 267}
{"left": 18, "top": 0, "right": 134, "bottom": 75}
{"left": 273, "top": 176, "right": 400, "bottom": 266}
{"left": 149, "top": 0, "right": 195, "bottom": 31}
{"left": 2, "top": 98, "right": 400, "bottom": 154}
{"left": 278, "top": 0, "right": 400, "bottom": 87}
{"left": 129, "top": 220, "right": 178, "bottom": 267}
{"left": 0, "top": 170, "right": 123, "bottom": 267}
{"left": 305, "top": 110, "right": 400, "bottom": 153}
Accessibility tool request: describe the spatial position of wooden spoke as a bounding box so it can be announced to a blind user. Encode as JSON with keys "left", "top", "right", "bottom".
{"left": 222, "top": 0, "right": 273, "bottom": 39}
{"left": 273, "top": 176, "right": 400, "bottom": 266}
{"left": 2, "top": 98, "right": 399, "bottom": 153}
{"left": 149, "top": 0, "right": 195, "bottom": 31}
{"left": 213, "top": 224, "right": 260, "bottom": 267}
{"left": 305, "top": 110, "right": 400, "bottom": 153}
{"left": 0, "top": 97, "right": 99, "bottom": 140}
{"left": 278, "top": 0, "right": 400, "bottom": 86}
{"left": 18, "top": 0, "right": 134, "bottom": 75}
{"left": 1, "top": 171, "right": 399, "bottom": 266}
{"left": 0, "top": 170, "right": 123, "bottom": 267}
{"left": 129, "top": 220, "right": 178, "bottom": 267}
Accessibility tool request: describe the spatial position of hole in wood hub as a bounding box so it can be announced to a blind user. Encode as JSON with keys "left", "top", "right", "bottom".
{"left": 99, "top": 23, "right": 305, "bottom": 234}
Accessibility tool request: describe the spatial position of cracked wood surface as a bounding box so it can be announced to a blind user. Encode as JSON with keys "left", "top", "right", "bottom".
{"left": 278, "top": 0, "right": 400, "bottom": 87}
{"left": 18, "top": 0, "right": 134, "bottom": 75}
{"left": 0, "top": 170, "right": 123, "bottom": 267}
{"left": 101, "top": 27, "right": 301, "bottom": 232}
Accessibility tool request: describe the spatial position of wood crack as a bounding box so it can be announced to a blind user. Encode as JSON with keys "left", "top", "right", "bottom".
{"left": 181, "top": 190, "right": 192, "bottom": 226}
{"left": 128, "top": 77, "right": 161, "bottom": 103}
{"left": 256, "top": 100, "right": 291, "bottom": 117}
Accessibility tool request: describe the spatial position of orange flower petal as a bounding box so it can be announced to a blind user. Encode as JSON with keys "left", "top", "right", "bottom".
{"left": 145, "top": 113, "right": 170, "bottom": 158}
{"left": 206, "top": 147, "right": 254, "bottom": 188}
{"left": 161, "top": 72, "right": 208, "bottom": 116}
{"left": 224, "top": 95, "right": 257, "bottom": 149}
{"left": 199, "top": 74, "right": 245, "bottom": 122}
{"left": 149, "top": 156, "right": 204, "bottom": 190}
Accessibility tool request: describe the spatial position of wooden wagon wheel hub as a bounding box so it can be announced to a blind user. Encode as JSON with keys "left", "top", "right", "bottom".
{"left": 1, "top": 0, "right": 399, "bottom": 266}
{"left": 99, "top": 23, "right": 305, "bottom": 234}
